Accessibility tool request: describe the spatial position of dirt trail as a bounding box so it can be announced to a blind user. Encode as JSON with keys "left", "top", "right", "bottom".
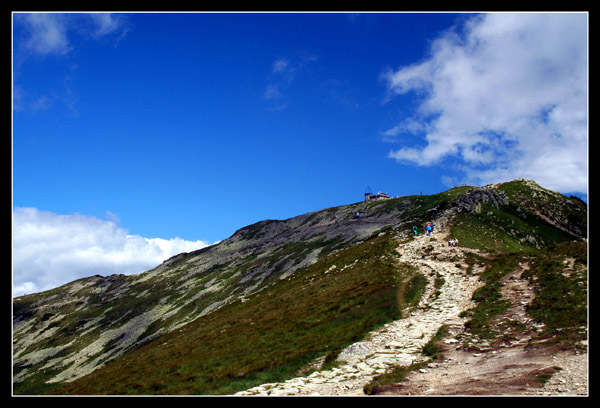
{"left": 237, "top": 216, "right": 480, "bottom": 395}
{"left": 374, "top": 240, "right": 588, "bottom": 396}
{"left": 236, "top": 214, "right": 588, "bottom": 396}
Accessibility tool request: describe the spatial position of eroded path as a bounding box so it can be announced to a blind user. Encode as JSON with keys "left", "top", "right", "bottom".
{"left": 377, "top": 261, "right": 588, "bottom": 396}
{"left": 236, "top": 218, "right": 483, "bottom": 396}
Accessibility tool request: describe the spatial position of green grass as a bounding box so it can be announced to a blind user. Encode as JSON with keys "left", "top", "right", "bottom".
{"left": 362, "top": 360, "right": 431, "bottom": 395}
{"left": 458, "top": 240, "right": 587, "bottom": 348}
{"left": 521, "top": 241, "right": 588, "bottom": 347}
{"left": 49, "top": 232, "right": 423, "bottom": 395}
{"left": 460, "top": 254, "right": 519, "bottom": 340}
{"left": 446, "top": 181, "right": 587, "bottom": 346}
{"left": 533, "top": 366, "right": 562, "bottom": 386}
{"left": 450, "top": 204, "right": 575, "bottom": 254}
{"left": 421, "top": 325, "right": 448, "bottom": 357}
{"left": 13, "top": 231, "right": 366, "bottom": 394}
{"left": 448, "top": 180, "right": 585, "bottom": 254}
{"left": 399, "top": 272, "right": 427, "bottom": 309}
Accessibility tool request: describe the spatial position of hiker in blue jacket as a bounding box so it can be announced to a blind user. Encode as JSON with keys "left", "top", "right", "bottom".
{"left": 426, "top": 223, "right": 433, "bottom": 236}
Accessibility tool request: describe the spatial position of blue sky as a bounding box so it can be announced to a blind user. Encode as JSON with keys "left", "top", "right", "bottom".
{"left": 12, "top": 12, "right": 588, "bottom": 296}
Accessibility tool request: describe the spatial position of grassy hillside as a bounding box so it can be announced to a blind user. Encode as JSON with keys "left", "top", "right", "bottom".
{"left": 456, "top": 239, "right": 587, "bottom": 351}
{"left": 449, "top": 180, "right": 586, "bottom": 253}
{"left": 50, "top": 232, "right": 421, "bottom": 395}
{"left": 13, "top": 196, "right": 420, "bottom": 394}
{"left": 12, "top": 181, "right": 480, "bottom": 394}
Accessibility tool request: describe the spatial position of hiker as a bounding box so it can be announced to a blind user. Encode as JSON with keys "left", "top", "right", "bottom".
{"left": 413, "top": 226, "right": 418, "bottom": 236}
{"left": 426, "top": 223, "right": 433, "bottom": 236}
{"left": 453, "top": 238, "right": 459, "bottom": 247}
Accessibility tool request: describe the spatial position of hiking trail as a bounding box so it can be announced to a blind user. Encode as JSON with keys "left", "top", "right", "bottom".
{"left": 236, "top": 214, "right": 484, "bottom": 396}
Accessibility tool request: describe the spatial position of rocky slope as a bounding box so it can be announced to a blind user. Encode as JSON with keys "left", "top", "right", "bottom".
{"left": 12, "top": 179, "right": 587, "bottom": 395}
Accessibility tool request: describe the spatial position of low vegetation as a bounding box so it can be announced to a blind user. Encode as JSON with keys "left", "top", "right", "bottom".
{"left": 522, "top": 241, "right": 587, "bottom": 348}
{"left": 50, "top": 232, "right": 424, "bottom": 395}
{"left": 446, "top": 181, "right": 587, "bottom": 348}
{"left": 455, "top": 240, "right": 587, "bottom": 350}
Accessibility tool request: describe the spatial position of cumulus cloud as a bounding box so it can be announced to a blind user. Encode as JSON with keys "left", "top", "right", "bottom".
{"left": 12, "top": 207, "right": 212, "bottom": 297}
{"left": 383, "top": 13, "right": 588, "bottom": 194}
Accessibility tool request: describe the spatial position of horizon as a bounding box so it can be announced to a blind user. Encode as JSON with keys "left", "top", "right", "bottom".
{"left": 12, "top": 12, "right": 588, "bottom": 296}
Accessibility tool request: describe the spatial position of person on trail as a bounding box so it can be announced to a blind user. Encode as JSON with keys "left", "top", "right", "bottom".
{"left": 413, "top": 226, "right": 418, "bottom": 236}
{"left": 426, "top": 223, "right": 433, "bottom": 236}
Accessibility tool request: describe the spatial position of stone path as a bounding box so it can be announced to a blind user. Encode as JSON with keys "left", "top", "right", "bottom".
{"left": 236, "top": 217, "right": 483, "bottom": 396}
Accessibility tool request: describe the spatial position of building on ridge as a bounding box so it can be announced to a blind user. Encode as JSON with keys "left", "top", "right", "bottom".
{"left": 364, "top": 191, "right": 390, "bottom": 202}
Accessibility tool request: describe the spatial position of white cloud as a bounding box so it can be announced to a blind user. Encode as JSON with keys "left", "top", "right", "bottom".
{"left": 272, "top": 58, "right": 289, "bottom": 74}
{"left": 17, "top": 13, "right": 71, "bottom": 56}
{"left": 14, "top": 12, "right": 130, "bottom": 57}
{"left": 12, "top": 207, "right": 212, "bottom": 297}
{"left": 383, "top": 12, "right": 588, "bottom": 194}
{"left": 264, "top": 84, "right": 282, "bottom": 100}
{"left": 87, "top": 13, "right": 129, "bottom": 38}
{"left": 264, "top": 51, "right": 319, "bottom": 106}
{"left": 382, "top": 118, "right": 430, "bottom": 139}
{"left": 13, "top": 13, "right": 131, "bottom": 114}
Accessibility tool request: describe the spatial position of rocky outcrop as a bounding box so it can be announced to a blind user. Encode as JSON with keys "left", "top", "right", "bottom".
{"left": 453, "top": 187, "right": 509, "bottom": 213}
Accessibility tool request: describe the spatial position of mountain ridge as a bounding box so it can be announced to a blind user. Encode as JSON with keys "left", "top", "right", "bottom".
{"left": 12, "top": 178, "right": 587, "bottom": 395}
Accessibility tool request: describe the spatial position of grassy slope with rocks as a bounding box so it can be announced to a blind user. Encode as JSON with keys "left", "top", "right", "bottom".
{"left": 12, "top": 179, "right": 586, "bottom": 395}
{"left": 448, "top": 179, "right": 587, "bottom": 352}
{"left": 50, "top": 232, "right": 418, "bottom": 395}
{"left": 366, "top": 236, "right": 587, "bottom": 396}
{"left": 13, "top": 187, "right": 452, "bottom": 394}
{"left": 362, "top": 180, "right": 587, "bottom": 395}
